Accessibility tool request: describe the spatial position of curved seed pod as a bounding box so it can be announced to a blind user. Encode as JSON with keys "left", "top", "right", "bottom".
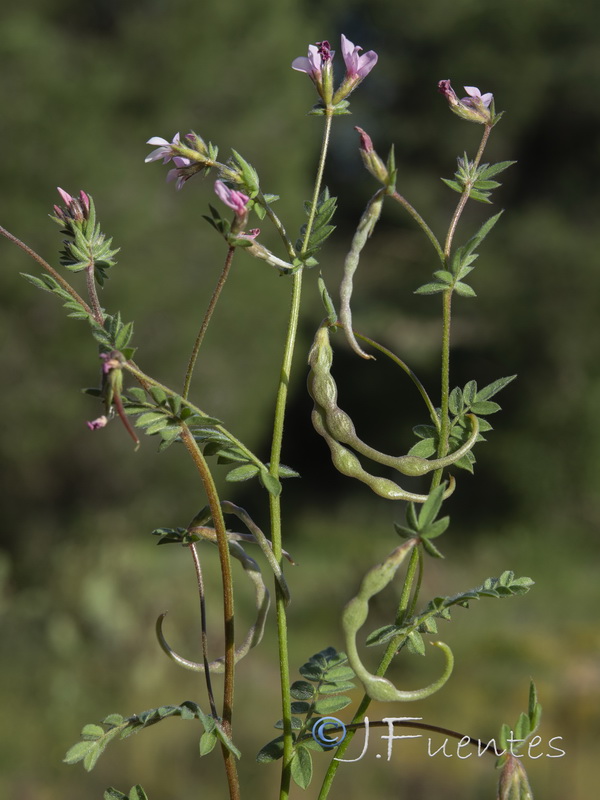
{"left": 326, "top": 408, "right": 479, "bottom": 476}
{"left": 155, "top": 540, "right": 269, "bottom": 673}
{"left": 312, "top": 406, "right": 455, "bottom": 503}
{"left": 339, "top": 190, "right": 385, "bottom": 359}
{"left": 343, "top": 541, "right": 454, "bottom": 702}
{"left": 308, "top": 323, "right": 479, "bottom": 477}
{"left": 221, "top": 501, "right": 291, "bottom": 605}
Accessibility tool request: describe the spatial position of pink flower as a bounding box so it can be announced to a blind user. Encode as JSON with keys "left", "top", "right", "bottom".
{"left": 340, "top": 34, "right": 378, "bottom": 81}
{"left": 214, "top": 181, "right": 250, "bottom": 217}
{"left": 166, "top": 156, "right": 194, "bottom": 190}
{"left": 235, "top": 228, "right": 261, "bottom": 241}
{"left": 100, "top": 352, "right": 121, "bottom": 374}
{"left": 438, "top": 80, "right": 494, "bottom": 124}
{"left": 87, "top": 415, "right": 108, "bottom": 431}
{"left": 145, "top": 133, "right": 181, "bottom": 164}
{"left": 291, "top": 40, "right": 334, "bottom": 80}
{"left": 292, "top": 40, "right": 335, "bottom": 104}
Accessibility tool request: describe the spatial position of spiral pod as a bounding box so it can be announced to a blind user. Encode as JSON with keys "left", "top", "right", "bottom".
{"left": 342, "top": 541, "right": 454, "bottom": 702}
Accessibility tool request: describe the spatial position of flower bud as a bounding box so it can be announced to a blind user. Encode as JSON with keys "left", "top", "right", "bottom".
{"left": 497, "top": 755, "right": 534, "bottom": 800}
{"left": 355, "top": 127, "right": 389, "bottom": 184}
{"left": 53, "top": 188, "right": 91, "bottom": 225}
{"left": 214, "top": 180, "right": 250, "bottom": 233}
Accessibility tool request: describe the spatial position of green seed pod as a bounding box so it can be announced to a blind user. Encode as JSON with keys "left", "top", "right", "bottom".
{"left": 339, "top": 190, "right": 385, "bottom": 359}
{"left": 343, "top": 542, "right": 454, "bottom": 702}
{"left": 307, "top": 323, "right": 479, "bottom": 488}
{"left": 311, "top": 407, "right": 455, "bottom": 503}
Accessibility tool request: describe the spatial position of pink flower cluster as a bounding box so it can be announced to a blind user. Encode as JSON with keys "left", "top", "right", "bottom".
{"left": 292, "top": 34, "right": 377, "bottom": 105}
{"left": 145, "top": 133, "right": 195, "bottom": 190}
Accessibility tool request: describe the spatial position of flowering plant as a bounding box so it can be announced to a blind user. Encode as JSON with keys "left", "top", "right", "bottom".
{"left": 2, "top": 33, "right": 548, "bottom": 800}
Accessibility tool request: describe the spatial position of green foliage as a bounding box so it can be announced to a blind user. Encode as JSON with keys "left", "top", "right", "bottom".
{"left": 410, "top": 374, "right": 516, "bottom": 472}
{"left": 229, "top": 149, "right": 261, "bottom": 198}
{"left": 393, "top": 484, "right": 450, "bottom": 558}
{"left": 123, "top": 386, "right": 220, "bottom": 452}
{"left": 257, "top": 648, "right": 355, "bottom": 788}
{"left": 123, "top": 387, "right": 283, "bottom": 494}
{"left": 415, "top": 211, "right": 503, "bottom": 297}
{"left": 63, "top": 701, "right": 238, "bottom": 773}
{"left": 90, "top": 312, "right": 135, "bottom": 359}
{"left": 366, "top": 571, "right": 534, "bottom": 649}
{"left": 51, "top": 194, "right": 119, "bottom": 286}
{"left": 295, "top": 188, "right": 337, "bottom": 265}
{"left": 498, "top": 681, "right": 543, "bottom": 764}
{"left": 20, "top": 271, "right": 91, "bottom": 319}
{"left": 104, "top": 786, "right": 148, "bottom": 800}
{"left": 441, "top": 155, "right": 516, "bottom": 204}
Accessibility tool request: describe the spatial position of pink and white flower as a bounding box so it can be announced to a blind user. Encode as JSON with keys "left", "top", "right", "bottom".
{"left": 340, "top": 34, "right": 378, "bottom": 81}
{"left": 291, "top": 40, "right": 334, "bottom": 80}
{"left": 214, "top": 181, "right": 250, "bottom": 217}
{"left": 438, "top": 80, "right": 494, "bottom": 124}
{"left": 87, "top": 415, "right": 108, "bottom": 431}
{"left": 145, "top": 133, "right": 181, "bottom": 164}
{"left": 166, "top": 156, "right": 194, "bottom": 190}
{"left": 461, "top": 85, "right": 494, "bottom": 110}
{"left": 292, "top": 40, "right": 335, "bottom": 104}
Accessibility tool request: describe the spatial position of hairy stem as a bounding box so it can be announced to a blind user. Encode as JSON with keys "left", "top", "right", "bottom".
{"left": 434, "top": 124, "right": 492, "bottom": 484}
{"left": 85, "top": 260, "right": 104, "bottom": 325}
{"left": 0, "top": 225, "right": 93, "bottom": 317}
{"left": 182, "top": 245, "right": 235, "bottom": 399}
{"left": 273, "top": 110, "right": 334, "bottom": 800}
{"left": 390, "top": 191, "right": 445, "bottom": 263}
{"left": 179, "top": 425, "right": 239, "bottom": 800}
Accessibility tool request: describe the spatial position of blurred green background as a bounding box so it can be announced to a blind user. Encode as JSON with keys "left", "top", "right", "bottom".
{"left": 1, "top": 0, "right": 599, "bottom": 798}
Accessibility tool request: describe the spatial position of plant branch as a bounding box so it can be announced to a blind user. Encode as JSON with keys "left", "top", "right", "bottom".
{"left": 188, "top": 542, "right": 219, "bottom": 719}
{"left": 178, "top": 425, "right": 240, "bottom": 800}
{"left": 182, "top": 245, "right": 235, "bottom": 399}
{"left": 273, "top": 109, "right": 334, "bottom": 800}
{"left": 0, "top": 225, "right": 93, "bottom": 317}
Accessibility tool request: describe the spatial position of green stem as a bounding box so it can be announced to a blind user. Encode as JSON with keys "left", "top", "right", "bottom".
{"left": 434, "top": 124, "right": 492, "bottom": 487}
{"left": 273, "top": 110, "right": 334, "bottom": 800}
{"left": 178, "top": 425, "right": 240, "bottom": 800}
{"left": 182, "top": 245, "right": 235, "bottom": 399}
{"left": 431, "top": 288, "right": 453, "bottom": 489}
{"left": 389, "top": 191, "right": 445, "bottom": 263}
{"left": 257, "top": 192, "right": 297, "bottom": 261}
{"left": 443, "top": 125, "right": 491, "bottom": 258}
{"left": 318, "top": 546, "right": 421, "bottom": 799}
